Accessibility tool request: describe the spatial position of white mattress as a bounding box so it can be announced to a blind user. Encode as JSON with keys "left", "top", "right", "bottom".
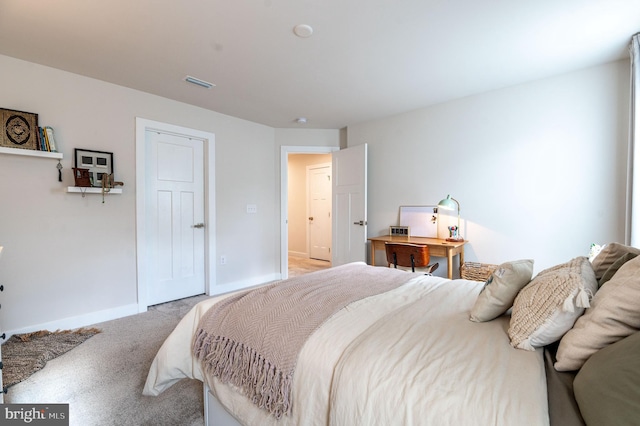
{"left": 144, "top": 268, "right": 548, "bottom": 425}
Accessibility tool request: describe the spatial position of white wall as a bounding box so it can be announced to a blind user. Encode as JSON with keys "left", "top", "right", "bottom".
{"left": 349, "top": 60, "right": 630, "bottom": 275}
{"left": 275, "top": 129, "right": 340, "bottom": 149}
{"left": 0, "top": 55, "right": 280, "bottom": 333}
{"left": 0, "top": 53, "right": 628, "bottom": 332}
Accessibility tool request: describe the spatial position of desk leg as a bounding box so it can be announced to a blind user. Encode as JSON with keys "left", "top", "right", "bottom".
{"left": 370, "top": 242, "right": 376, "bottom": 266}
{"left": 446, "top": 248, "right": 453, "bottom": 279}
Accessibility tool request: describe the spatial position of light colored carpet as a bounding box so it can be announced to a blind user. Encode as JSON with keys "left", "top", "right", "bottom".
{"left": 5, "top": 295, "right": 210, "bottom": 426}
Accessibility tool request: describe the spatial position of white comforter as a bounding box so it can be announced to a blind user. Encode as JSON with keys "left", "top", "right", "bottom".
{"left": 144, "top": 267, "right": 548, "bottom": 426}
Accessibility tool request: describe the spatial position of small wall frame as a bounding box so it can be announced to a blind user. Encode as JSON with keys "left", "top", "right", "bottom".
{"left": 74, "top": 148, "right": 114, "bottom": 188}
{"left": 389, "top": 225, "right": 410, "bottom": 237}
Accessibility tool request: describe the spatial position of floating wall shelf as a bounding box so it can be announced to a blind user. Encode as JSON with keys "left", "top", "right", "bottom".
{"left": 0, "top": 146, "right": 63, "bottom": 159}
{"left": 66, "top": 187, "right": 123, "bottom": 194}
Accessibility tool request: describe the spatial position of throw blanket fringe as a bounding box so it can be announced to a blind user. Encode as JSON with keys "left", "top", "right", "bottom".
{"left": 194, "top": 334, "right": 292, "bottom": 416}
{"left": 193, "top": 262, "right": 418, "bottom": 418}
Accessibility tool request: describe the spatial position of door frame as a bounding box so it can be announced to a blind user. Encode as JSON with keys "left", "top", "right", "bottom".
{"left": 135, "top": 118, "right": 216, "bottom": 312}
{"left": 280, "top": 146, "right": 338, "bottom": 280}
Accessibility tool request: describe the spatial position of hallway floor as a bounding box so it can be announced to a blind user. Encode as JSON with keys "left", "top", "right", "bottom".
{"left": 288, "top": 256, "right": 331, "bottom": 278}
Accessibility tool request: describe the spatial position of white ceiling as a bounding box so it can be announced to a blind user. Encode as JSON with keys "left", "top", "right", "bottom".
{"left": 0, "top": 0, "right": 639, "bottom": 129}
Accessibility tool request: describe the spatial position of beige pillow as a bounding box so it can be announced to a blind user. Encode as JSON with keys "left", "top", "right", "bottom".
{"left": 554, "top": 255, "right": 640, "bottom": 371}
{"left": 469, "top": 259, "right": 534, "bottom": 322}
{"left": 590, "top": 242, "right": 640, "bottom": 281}
{"left": 598, "top": 252, "right": 638, "bottom": 287}
{"left": 508, "top": 257, "right": 597, "bottom": 351}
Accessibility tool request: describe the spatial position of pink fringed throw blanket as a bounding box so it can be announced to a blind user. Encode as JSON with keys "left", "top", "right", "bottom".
{"left": 192, "top": 262, "right": 416, "bottom": 418}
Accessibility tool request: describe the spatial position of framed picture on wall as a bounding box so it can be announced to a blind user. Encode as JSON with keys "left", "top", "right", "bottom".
{"left": 74, "top": 148, "right": 114, "bottom": 187}
{"left": 0, "top": 108, "right": 39, "bottom": 151}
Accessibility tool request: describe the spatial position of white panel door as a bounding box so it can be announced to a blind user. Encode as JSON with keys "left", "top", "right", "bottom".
{"left": 308, "top": 163, "right": 331, "bottom": 261}
{"left": 145, "top": 130, "right": 205, "bottom": 305}
{"left": 332, "top": 144, "right": 367, "bottom": 266}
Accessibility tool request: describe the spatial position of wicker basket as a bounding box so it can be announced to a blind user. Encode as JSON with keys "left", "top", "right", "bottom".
{"left": 460, "top": 262, "right": 498, "bottom": 281}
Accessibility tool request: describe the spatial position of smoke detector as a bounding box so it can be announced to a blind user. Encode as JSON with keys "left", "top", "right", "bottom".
{"left": 293, "top": 24, "right": 313, "bottom": 38}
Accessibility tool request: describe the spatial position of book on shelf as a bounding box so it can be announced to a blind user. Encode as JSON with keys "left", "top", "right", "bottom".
{"left": 35, "top": 126, "right": 42, "bottom": 151}
{"left": 38, "top": 127, "right": 47, "bottom": 151}
{"left": 42, "top": 127, "right": 50, "bottom": 151}
{"left": 35, "top": 126, "right": 58, "bottom": 152}
{"left": 44, "top": 126, "right": 57, "bottom": 152}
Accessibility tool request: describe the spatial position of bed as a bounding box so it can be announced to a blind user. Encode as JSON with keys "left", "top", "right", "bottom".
{"left": 143, "top": 245, "right": 640, "bottom": 426}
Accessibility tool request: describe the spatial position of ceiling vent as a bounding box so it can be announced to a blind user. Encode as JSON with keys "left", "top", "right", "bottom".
{"left": 184, "top": 75, "right": 215, "bottom": 89}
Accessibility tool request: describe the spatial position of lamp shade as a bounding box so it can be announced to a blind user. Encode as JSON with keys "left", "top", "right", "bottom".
{"left": 438, "top": 195, "right": 457, "bottom": 211}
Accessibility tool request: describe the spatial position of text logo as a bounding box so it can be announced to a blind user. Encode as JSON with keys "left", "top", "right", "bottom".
{"left": 2, "top": 404, "right": 68, "bottom": 425}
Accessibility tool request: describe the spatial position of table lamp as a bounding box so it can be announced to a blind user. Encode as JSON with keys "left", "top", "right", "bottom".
{"left": 437, "top": 195, "right": 463, "bottom": 241}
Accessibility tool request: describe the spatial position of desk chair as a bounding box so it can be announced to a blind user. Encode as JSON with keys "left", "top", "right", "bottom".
{"left": 385, "top": 242, "right": 439, "bottom": 275}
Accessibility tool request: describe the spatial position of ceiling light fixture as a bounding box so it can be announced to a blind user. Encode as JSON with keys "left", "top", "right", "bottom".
{"left": 293, "top": 24, "right": 313, "bottom": 38}
{"left": 184, "top": 75, "right": 215, "bottom": 89}
{"left": 296, "top": 117, "right": 308, "bottom": 124}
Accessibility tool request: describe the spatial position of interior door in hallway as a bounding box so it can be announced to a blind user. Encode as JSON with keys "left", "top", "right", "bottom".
{"left": 145, "top": 130, "right": 205, "bottom": 305}
{"left": 308, "top": 163, "right": 331, "bottom": 261}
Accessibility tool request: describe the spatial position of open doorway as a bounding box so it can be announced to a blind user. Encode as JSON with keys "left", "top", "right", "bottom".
{"left": 288, "top": 154, "right": 332, "bottom": 277}
{"left": 281, "top": 146, "right": 338, "bottom": 279}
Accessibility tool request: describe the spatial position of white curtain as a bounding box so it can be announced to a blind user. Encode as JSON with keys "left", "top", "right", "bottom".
{"left": 629, "top": 34, "right": 640, "bottom": 247}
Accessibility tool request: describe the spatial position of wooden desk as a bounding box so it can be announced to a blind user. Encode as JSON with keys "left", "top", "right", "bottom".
{"left": 368, "top": 235, "right": 466, "bottom": 279}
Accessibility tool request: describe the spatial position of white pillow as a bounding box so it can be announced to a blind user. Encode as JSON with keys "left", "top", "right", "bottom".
{"left": 469, "top": 259, "right": 533, "bottom": 322}
{"left": 508, "top": 257, "right": 597, "bottom": 351}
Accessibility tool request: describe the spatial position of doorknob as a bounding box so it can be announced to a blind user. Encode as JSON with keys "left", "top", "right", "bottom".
{"left": 353, "top": 220, "right": 366, "bottom": 226}
{"left": 192, "top": 223, "right": 205, "bottom": 229}
{"left": 309, "top": 217, "right": 314, "bottom": 221}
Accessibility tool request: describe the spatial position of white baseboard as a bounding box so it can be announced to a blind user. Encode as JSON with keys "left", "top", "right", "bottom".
{"left": 208, "top": 273, "right": 281, "bottom": 296}
{"left": 4, "top": 274, "right": 281, "bottom": 338}
{"left": 5, "top": 303, "right": 140, "bottom": 338}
